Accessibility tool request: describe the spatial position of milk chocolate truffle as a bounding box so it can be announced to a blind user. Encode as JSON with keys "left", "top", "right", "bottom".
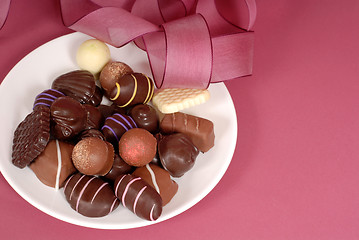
{"left": 114, "top": 174, "right": 162, "bottom": 221}
{"left": 108, "top": 73, "right": 154, "bottom": 108}
{"left": 52, "top": 70, "right": 103, "bottom": 106}
{"left": 64, "top": 173, "right": 120, "bottom": 217}
{"left": 133, "top": 164, "right": 178, "bottom": 206}
{"left": 129, "top": 104, "right": 159, "bottom": 133}
{"left": 30, "top": 140, "right": 76, "bottom": 189}
{"left": 160, "top": 112, "right": 215, "bottom": 152}
{"left": 72, "top": 137, "right": 114, "bottom": 176}
{"left": 102, "top": 154, "right": 134, "bottom": 184}
{"left": 119, "top": 128, "right": 157, "bottom": 167}
{"left": 101, "top": 113, "right": 137, "bottom": 146}
{"left": 50, "top": 96, "right": 87, "bottom": 140}
{"left": 158, "top": 133, "right": 199, "bottom": 177}
{"left": 99, "top": 61, "right": 133, "bottom": 92}
{"left": 33, "top": 89, "right": 65, "bottom": 109}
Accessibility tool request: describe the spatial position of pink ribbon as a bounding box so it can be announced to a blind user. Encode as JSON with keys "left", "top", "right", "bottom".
{"left": 0, "top": 0, "right": 11, "bottom": 30}
{"left": 60, "top": 0, "right": 256, "bottom": 89}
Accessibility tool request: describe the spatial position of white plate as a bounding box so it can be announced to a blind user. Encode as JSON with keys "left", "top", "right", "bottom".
{"left": 0, "top": 32, "right": 237, "bottom": 229}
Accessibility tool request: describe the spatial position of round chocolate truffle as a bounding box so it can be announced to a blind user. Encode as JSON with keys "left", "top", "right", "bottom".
{"left": 72, "top": 137, "right": 114, "bottom": 176}
{"left": 118, "top": 128, "right": 157, "bottom": 167}
{"left": 158, "top": 133, "right": 199, "bottom": 177}
{"left": 129, "top": 104, "right": 159, "bottom": 133}
{"left": 108, "top": 73, "right": 154, "bottom": 108}
{"left": 99, "top": 61, "right": 133, "bottom": 92}
{"left": 50, "top": 96, "right": 87, "bottom": 140}
{"left": 133, "top": 163, "right": 178, "bottom": 206}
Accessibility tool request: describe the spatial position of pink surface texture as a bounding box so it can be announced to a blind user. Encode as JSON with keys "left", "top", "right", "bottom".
{"left": 1, "top": 0, "right": 359, "bottom": 239}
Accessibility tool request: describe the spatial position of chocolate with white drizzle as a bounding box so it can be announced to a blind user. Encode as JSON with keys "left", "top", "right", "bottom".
{"left": 30, "top": 140, "right": 76, "bottom": 189}
{"left": 64, "top": 173, "right": 120, "bottom": 218}
{"left": 133, "top": 163, "right": 178, "bottom": 206}
{"left": 114, "top": 174, "right": 162, "bottom": 221}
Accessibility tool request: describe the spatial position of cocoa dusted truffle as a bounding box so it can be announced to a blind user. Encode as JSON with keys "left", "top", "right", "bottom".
{"left": 118, "top": 128, "right": 157, "bottom": 167}
{"left": 72, "top": 137, "right": 114, "bottom": 176}
{"left": 30, "top": 140, "right": 76, "bottom": 189}
{"left": 158, "top": 133, "right": 199, "bottom": 177}
{"left": 64, "top": 173, "right": 120, "bottom": 218}
{"left": 114, "top": 174, "right": 162, "bottom": 221}
{"left": 108, "top": 73, "right": 154, "bottom": 108}
{"left": 99, "top": 61, "right": 133, "bottom": 93}
{"left": 50, "top": 96, "right": 87, "bottom": 140}
{"left": 129, "top": 104, "right": 159, "bottom": 133}
{"left": 133, "top": 163, "right": 178, "bottom": 206}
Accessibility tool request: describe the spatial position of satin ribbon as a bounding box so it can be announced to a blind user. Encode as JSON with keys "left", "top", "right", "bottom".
{"left": 60, "top": 0, "right": 256, "bottom": 89}
{"left": 0, "top": 0, "right": 11, "bottom": 30}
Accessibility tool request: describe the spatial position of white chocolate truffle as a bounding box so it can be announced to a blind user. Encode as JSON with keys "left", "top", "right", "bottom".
{"left": 76, "top": 39, "right": 111, "bottom": 75}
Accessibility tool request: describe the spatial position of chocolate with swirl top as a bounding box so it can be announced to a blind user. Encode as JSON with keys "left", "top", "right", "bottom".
{"left": 64, "top": 173, "right": 120, "bottom": 218}
{"left": 52, "top": 70, "right": 103, "bottom": 106}
{"left": 50, "top": 96, "right": 87, "bottom": 140}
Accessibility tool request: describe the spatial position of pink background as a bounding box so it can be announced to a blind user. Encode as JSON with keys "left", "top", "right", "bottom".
{"left": 1, "top": 0, "right": 359, "bottom": 239}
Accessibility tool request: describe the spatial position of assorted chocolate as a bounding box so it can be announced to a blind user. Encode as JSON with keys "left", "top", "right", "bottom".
{"left": 114, "top": 174, "right": 162, "bottom": 221}
{"left": 11, "top": 39, "right": 217, "bottom": 222}
{"left": 30, "top": 140, "right": 76, "bottom": 189}
{"left": 64, "top": 173, "right": 120, "bottom": 217}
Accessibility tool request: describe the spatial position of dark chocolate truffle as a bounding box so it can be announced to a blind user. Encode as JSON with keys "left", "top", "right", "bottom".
{"left": 133, "top": 164, "right": 178, "bottom": 206}
{"left": 52, "top": 70, "right": 103, "bottom": 106}
{"left": 50, "top": 96, "right": 87, "bottom": 140}
{"left": 129, "top": 104, "right": 159, "bottom": 133}
{"left": 83, "top": 104, "right": 103, "bottom": 130}
{"left": 158, "top": 133, "right": 199, "bottom": 177}
{"left": 99, "top": 61, "right": 133, "bottom": 93}
{"left": 72, "top": 137, "right": 114, "bottom": 176}
{"left": 102, "top": 154, "right": 134, "bottom": 184}
{"left": 118, "top": 128, "right": 157, "bottom": 167}
{"left": 30, "top": 140, "right": 76, "bottom": 189}
{"left": 114, "top": 174, "right": 162, "bottom": 221}
{"left": 108, "top": 73, "right": 154, "bottom": 108}
{"left": 64, "top": 173, "right": 120, "bottom": 217}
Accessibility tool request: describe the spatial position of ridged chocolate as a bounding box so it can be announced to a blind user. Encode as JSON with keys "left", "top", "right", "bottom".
{"left": 64, "top": 173, "right": 120, "bottom": 218}
{"left": 114, "top": 174, "right": 162, "bottom": 221}
{"left": 160, "top": 112, "right": 215, "bottom": 152}
{"left": 12, "top": 106, "right": 51, "bottom": 168}
{"left": 52, "top": 70, "right": 102, "bottom": 106}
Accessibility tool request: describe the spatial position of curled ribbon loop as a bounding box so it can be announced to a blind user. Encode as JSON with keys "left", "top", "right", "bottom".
{"left": 0, "top": 0, "right": 11, "bottom": 30}
{"left": 60, "top": 0, "right": 256, "bottom": 89}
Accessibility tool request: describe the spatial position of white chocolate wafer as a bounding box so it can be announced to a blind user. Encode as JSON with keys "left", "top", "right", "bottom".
{"left": 152, "top": 88, "right": 210, "bottom": 114}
